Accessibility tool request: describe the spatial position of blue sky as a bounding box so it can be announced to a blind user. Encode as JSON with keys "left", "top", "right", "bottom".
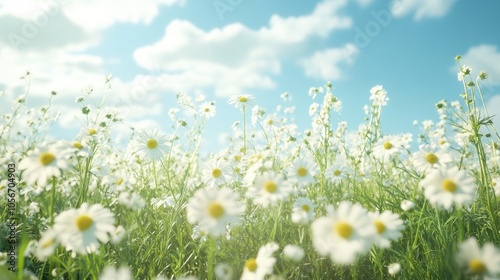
{"left": 1, "top": 0, "right": 500, "bottom": 150}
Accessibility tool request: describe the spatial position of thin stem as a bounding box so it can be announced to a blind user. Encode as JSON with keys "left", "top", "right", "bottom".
{"left": 49, "top": 178, "right": 57, "bottom": 225}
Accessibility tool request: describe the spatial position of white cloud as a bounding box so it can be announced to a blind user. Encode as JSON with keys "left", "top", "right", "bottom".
{"left": 134, "top": 0, "right": 353, "bottom": 96}
{"left": 486, "top": 95, "right": 500, "bottom": 133}
{"left": 390, "top": 0, "right": 456, "bottom": 20}
{"left": 460, "top": 44, "right": 500, "bottom": 85}
{"left": 301, "top": 44, "right": 359, "bottom": 80}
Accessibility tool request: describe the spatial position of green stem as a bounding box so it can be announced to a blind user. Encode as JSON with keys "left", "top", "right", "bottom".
{"left": 243, "top": 105, "right": 247, "bottom": 153}
{"left": 411, "top": 199, "right": 427, "bottom": 251}
{"left": 49, "top": 178, "right": 56, "bottom": 225}
{"left": 207, "top": 236, "right": 215, "bottom": 280}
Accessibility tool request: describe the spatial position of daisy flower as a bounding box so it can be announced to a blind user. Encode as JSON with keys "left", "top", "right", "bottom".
{"left": 419, "top": 166, "right": 477, "bottom": 210}
{"left": 283, "top": 244, "right": 305, "bottom": 263}
{"left": 388, "top": 263, "right": 401, "bottom": 276}
{"left": 412, "top": 144, "right": 453, "bottom": 173}
{"left": 311, "top": 201, "right": 375, "bottom": 265}
{"left": 241, "top": 242, "right": 279, "bottom": 280}
{"left": 53, "top": 203, "right": 116, "bottom": 255}
{"left": 99, "top": 265, "right": 132, "bottom": 280}
{"left": 324, "top": 163, "right": 351, "bottom": 184}
{"left": 186, "top": 187, "right": 245, "bottom": 237}
{"left": 133, "top": 129, "right": 169, "bottom": 161}
{"left": 291, "top": 197, "right": 316, "bottom": 225}
{"left": 247, "top": 171, "right": 293, "bottom": 207}
{"left": 372, "top": 135, "right": 404, "bottom": 162}
{"left": 201, "top": 159, "right": 233, "bottom": 188}
{"left": 286, "top": 158, "right": 318, "bottom": 186}
{"left": 455, "top": 237, "right": 500, "bottom": 279}
{"left": 400, "top": 200, "right": 415, "bottom": 211}
{"left": 368, "top": 211, "right": 404, "bottom": 248}
{"left": 215, "top": 263, "right": 233, "bottom": 280}
{"left": 199, "top": 101, "right": 216, "bottom": 119}
{"left": 492, "top": 176, "right": 500, "bottom": 196}
{"left": 227, "top": 94, "right": 254, "bottom": 110}
{"left": 19, "top": 142, "right": 69, "bottom": 186}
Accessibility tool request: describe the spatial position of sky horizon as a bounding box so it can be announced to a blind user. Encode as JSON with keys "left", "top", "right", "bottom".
{"left": 1, "top": 0, "right": 500, "bottom": 151}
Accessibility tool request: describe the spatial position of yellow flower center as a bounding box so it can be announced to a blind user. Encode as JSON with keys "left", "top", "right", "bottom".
{"left": 39, "top": 152, "right": 55, "bottom": 166}
{"left": 40, "top": 238, "right": 55, "bottom": 249}
{"left": 268, "top": 119, "right": 273, "bottom": 125}
{"left": 297, "top": 167, "right": 308, "bottom": 177}
{"left": 468, "top": 259, "right": 486, "bottom": 275}
{"left": 147, "top": 139, "right": 158, "bottom": 149}
{"left": 374, "top": 220, "right": 386, "bottom": 234}
{"left": 212, "top": 168, "right": 222, "bottom": 178}
{"left": 492, "top": 181, "right": 497, "bottom": 187}
{"left": 383, "top": 142, "right": 393, "bottom": 150}
{"left": 442, "top": 179, "right": 457, "bottom": 192}
{"left": 204, "top": 108, "right": 210, "bottom": 112}
{"left": 88, "top": 128, "right": 97, "bottom": 135}
{"left": 245, "top": 258, "right": 257, "bottom": 272}
{"left": 73, "top": 142, "right": 83, "bottom": 149}
{"left": 239, "top": 96, "right": 248, "bottom": 103}
{"left": 75, "top": 215, "right": 93, "bottom": 231}
{"left": 207, "top": 202, "right": 225, "bottom": 218}
{"left": 264, "top": 181, "right": 277, "bottom": 193}
{"left": 333, "top": 170, "right": 341, "bottom": 176}
{"left": 439, "top": 140, "right": 446, "bottom": 145}
{"left": 116, "top": 178, "right": 124, "bottom": 185}
{"left": 335, "top": 221, "right": 353, "bottom": 239}
{"left": 425, "top": 153, "right": 438, "bottom": 164}
{"left": 234, "top": 155, "right": 241, "bottom": 162}
{"left": 301, "top": 204, "right": 310, "bottom": 212}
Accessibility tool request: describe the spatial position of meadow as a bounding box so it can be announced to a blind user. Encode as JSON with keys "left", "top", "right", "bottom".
{"left": 1, "top": 57, "right": 500, "bottom": 279}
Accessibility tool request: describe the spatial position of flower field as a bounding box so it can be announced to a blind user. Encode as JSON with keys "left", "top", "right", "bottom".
{"left": 1, "top": 58, "right": 500, "bottom": 279}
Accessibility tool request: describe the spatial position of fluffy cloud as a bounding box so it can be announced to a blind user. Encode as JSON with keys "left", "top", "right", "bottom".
{"left": 301, "top": 44, "right": 359, "bottom": 80}
{"left": 460, "top": 44, "right": 500, "bottom": 85}
{"left": 390, "top": 0, "right": 456, "bottom": 20}
{"left": 134, "top": 0, "right": 353, "bottom": 96}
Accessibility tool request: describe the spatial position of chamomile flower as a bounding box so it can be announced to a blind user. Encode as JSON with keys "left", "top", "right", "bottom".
{"left": 133, "top": 129, "right": 169, "bottom": 161}
{"left": 201, "top": 159, "right": 233, "bottom": 188}
{"left": 492, "top": 176, "right": 500, "bottom": 196}
{"left": 419, "top": 166, "right": 476, "bottom": 210}
{"left": 199, "top": 101, "right": 216, "bottom": 119}
{"left": 400, "top": 200, "right": 415, "bottom": 211}
{"left": 372, "top": 135, "right": 403, "bottom": 162}
{"left": 412, "top": 144, "right": 453, "bottom": 173}
{"left": 186, "top": 187, "right": 245, "bottom": 237}
{"left": 99, "top": 265, "right": 132, "bottom": 280}
{"left": 215, "top": 263, "right": 233, "bottom": 280}
{"left": 241, "top": 242, "right": 279, "bottom": 280}
{"left": 286, "top": 158, "right": 318, "bottom": 186}
{"left": 311, "top": 201, "right": 375, "bottom": 265}
{"left": 455, "top": 237, "right": 500, "bottom": 279}
{"left": 388, "top": 263, "right": 401, "bottom": 276}
{"left": 227, "top": 94, "right": 254, "bottom": 110}
{"left": 19, "top": 142, "right": 69, "bottom": 186}
{"left": 283, "top": 244, "right": 305, "bottom": 263}
{"left": 368, "top": 211, "right": 404, "bottom": 248}
{"left": 36, "top": 229, "right": 59, "bottom": 260}
{"left": 247, "top": 171, "right": 293, "bottom": 207}
{"left": 53, "top": 203, "right": 116, "bottom": 255}
{"left": 324, "top": 163, "right": 351, "bottom": 184}
{"left": 291, "top": 197, "right": 316, "bottom": 225}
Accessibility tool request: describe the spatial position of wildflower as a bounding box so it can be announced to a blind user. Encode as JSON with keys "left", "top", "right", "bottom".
{"left": 151, "top": 194, "right": 175, "bottom": 208}
{"left": 457, "top": 65, "right": 472, "bottom": 81}
{"left": 412, "top": 145, "right": 453, "bottom": 173}
{"left": 324, "top": 163, "right": 351, "bottom": 184}
{"left": 419, "top": 166, "right": 476, "bottom": 210}
{"left": 369, "top": 85, "right": 388, "bottom": 106}
{"left": 0, "top": 252, "right": 6, "bottom": 266}
{"left": 201, "top": 159, "right": 233, "bottom": 188}
{"left": 368, "top": 211, "right": 404, "bottom": 248}
{"left": 53, "top": 203, "right": 116, "bottom": 255}
{"left": 110, "top": 225, "right": 127, "bottom": 244}
{"left": 388, "top": 263, "right": 401, "bottom": 276}
{"left": 199, "top": 101, "right": 216, "bottom": 119}
{"left": 311, "top": 201, "right": 375, "bottom": 265}
{"left": 241, "top": 242, "right": 279, "bottom": 280}
{"left": 215, "top": 263, "right": 233, "bottom": 280}
{"left": 283, "top": 244, "right": 305, "bottom": 263}
{"left": 118, "top": 192, "right": 145, "bottom": 211}
{"left": 99, "top": 265, "right": 132, "bottom": 280}
{"left": 133, "top": 129, "right": 169, "bottom": 161}
{"left": 400, "top": 200, "right": 415, "bottom": 211}
{"left": 455, "top": 237, "right": 500, "bottom": 279}
{"left": 372, "top": 135, "right": 404, "bottom": 162}
{"left": 291, "top": 197, "right": 316, "bottom": 225}
{"left": 287, "top": 158, "right": 318, "bottom": 186}
{"left": 247, "top": 171, "right": 293, "bottom": 207}
{"left": 36, "top": 229, "right": 59, "bottom": 260}
{"left": 186, "top": 187, "right": 245, "bottom": 237}
{"left": 19, "top": 142, "right": 69, "bottom": 186}
{"left": 227, "top": 94, "right": 254, "bottom": 110}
